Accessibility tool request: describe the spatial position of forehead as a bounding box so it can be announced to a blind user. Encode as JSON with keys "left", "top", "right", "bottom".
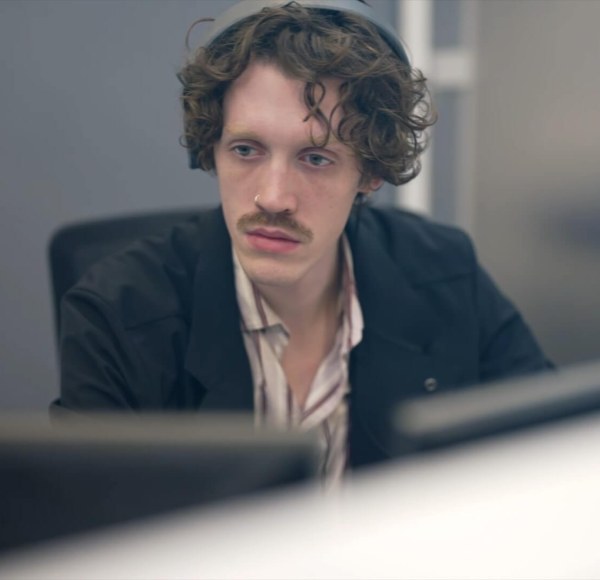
{"left": 221, "top": 60, "right": 342, "bottom": 138}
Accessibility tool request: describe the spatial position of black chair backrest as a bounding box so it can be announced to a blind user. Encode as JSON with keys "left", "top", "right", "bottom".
{"left": 49, "top": 208, "right": 200, "bottom": 339}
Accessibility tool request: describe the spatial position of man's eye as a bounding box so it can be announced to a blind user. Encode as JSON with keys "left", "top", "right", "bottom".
{"left": 232, "top": 145, "right": 256, "bottom": 157}
{"left": 305, "top": 153, "right": 332, "bottom": 167}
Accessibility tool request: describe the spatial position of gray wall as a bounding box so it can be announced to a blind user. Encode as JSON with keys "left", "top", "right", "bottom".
{"left": 2, "top": 0, "right": 599, "bottom": 410}
{"left": 473, "top": 0, "right": 600, "bottom": 366}
{"left": 0, "top": 0, "right": 396, "bottom": 410}
{"left": 0, "top": 0, "right": 232, "bottom": 409}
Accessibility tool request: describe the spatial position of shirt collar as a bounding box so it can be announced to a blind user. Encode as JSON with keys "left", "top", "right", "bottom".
{"left": 339, "top": 234, "right": 364, "bottom": 352}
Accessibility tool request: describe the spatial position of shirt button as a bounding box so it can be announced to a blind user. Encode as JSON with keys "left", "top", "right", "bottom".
{"left": 424, "top": 377, "right": 438, "bottom": 392}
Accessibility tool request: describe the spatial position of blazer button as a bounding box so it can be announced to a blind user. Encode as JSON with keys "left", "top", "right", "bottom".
{"left": 424, "top": 377, "right": 438, "bottom": 392}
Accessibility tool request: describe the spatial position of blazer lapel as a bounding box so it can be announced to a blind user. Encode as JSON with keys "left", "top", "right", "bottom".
{"left": 184, "top": 209, "right": 254, "bottom": 411}
{"left": 346, "top": 208, "right": 444, "bottom": 466}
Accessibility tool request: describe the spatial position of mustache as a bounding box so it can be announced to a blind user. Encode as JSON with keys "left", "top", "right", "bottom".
{"left": 237, "top": 212, "right": 313, "bottom": 242}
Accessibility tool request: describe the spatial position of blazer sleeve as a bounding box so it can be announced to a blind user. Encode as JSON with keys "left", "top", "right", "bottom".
{"left": 54, "top": 288, "right": 142, "bottom": 411}
{"left": 475, "top": 264, "right": 553, "bottom": 382}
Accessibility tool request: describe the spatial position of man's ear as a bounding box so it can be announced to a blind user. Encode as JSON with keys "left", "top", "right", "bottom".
{"left": 359, "top": 176, "right": 384, "bottom": 196}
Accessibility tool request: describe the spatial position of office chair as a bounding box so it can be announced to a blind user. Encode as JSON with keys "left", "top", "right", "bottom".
{"left": 49, "top": 208, "right": 200, "bottom": 339}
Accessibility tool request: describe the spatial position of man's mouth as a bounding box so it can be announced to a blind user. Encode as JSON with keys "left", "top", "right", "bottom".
{"left": 249, "top": 228, "right": 298, "bottom": 242}
{"left": 245, "top": 228, "right": 301, "bottom": 253}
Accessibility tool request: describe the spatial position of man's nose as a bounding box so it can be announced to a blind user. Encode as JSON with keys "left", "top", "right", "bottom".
{"left": 255, "top": 160, "right": 298, "bottom": 214}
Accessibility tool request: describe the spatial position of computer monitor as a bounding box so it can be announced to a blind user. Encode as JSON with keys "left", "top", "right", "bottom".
{"left": 0, "top": 413, "right": 319, "bottom": 552}
{"left": 394, "top": 359, "right": 600, "bottom": 454}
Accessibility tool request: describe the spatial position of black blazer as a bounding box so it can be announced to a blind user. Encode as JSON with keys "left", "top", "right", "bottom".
{"left": 56, "top": 206, "right": 551, "bottom": 468}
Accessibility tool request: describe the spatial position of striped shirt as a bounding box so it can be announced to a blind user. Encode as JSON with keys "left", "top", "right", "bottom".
{"left": 233, "top": 236, "right": 363, "bottom": 487}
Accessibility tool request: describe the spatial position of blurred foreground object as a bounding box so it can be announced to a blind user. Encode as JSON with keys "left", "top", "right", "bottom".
{"left": 1, "top": 361, "right": 600, "bottom": 578}
{"left": 0, "top": 413, "right": 318, "bottom": 552}
{"left": 394, "top": 358, "right": 600, "bottom": 452}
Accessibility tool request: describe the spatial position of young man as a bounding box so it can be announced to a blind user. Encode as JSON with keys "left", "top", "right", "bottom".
{"left": 56, "top": 1, "right": 551, "bottom": 481}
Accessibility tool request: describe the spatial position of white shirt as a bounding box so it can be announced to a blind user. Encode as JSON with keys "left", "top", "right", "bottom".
{"left": 233, "top": 236, "right": 363, "bottom": 487}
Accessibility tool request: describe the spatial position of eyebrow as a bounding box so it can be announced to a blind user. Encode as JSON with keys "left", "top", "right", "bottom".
{"left": 220, "top": 127, "right": 260, "bottom": 142}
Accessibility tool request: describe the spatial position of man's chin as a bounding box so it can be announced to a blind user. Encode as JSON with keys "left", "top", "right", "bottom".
{"left": 243, "top": 267, "right": 300, "bottom": 290}
{"left": 236, "top": 252, "right": 298, "bottom": 286}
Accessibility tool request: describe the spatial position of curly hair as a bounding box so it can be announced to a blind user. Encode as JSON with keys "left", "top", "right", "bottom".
{"left": 178, "top": 2, "right": 436, "bottom": 186}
